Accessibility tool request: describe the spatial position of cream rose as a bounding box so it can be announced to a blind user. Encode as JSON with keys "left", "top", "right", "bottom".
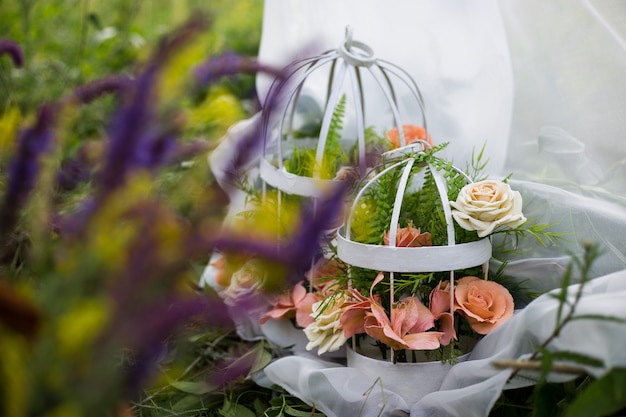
{"left": 304, "top": 295, "right": 349, "bottom": 355}
{"left": 220, "top": 259, "right": 265, "bottom": 306}
{"left": 450, "top": 180, "right": 526, "bottom": 238}
{"left": 454, "top": 276, "right": 514, "bottom": 334}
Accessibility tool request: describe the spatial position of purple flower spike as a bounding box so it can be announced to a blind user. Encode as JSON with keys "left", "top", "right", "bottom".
{"left": 56, "top": 158, "right": 91, "bottom": 191}
{"left": 97, "top": 16, "right": 207, "bottom": 195}
{"left": 67, "top": 75, "right": 133, "bottom": 105}
{"left": 213, "top": 65, "right": 288, "bottom": 187}
{"left": 0, "top": 104, "right": 57, "bottom": 235}
{"left": 193, "top": 52, "right": 283, "bottom": 87}
{"left": 0, "top": 39, "right": 24, "bottom": 67}
{"left": 97, "top": 64, "right": 158, "bottom": 194}
{"left": 208, "top": 345, "right": 256, "bottom": 388}
{"left": 214, "top": 182, "right": 348, "bottom": 282}
{"left": 122, "top": 295, "right": 232, "bottom": 397}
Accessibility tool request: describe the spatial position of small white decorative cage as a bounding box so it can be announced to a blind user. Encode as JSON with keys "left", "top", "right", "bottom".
{"left": 259, "top": 26, "right": 428, "bottom": 198}
{"left": 336, "top": 147, "right": 493, "bottom": 360}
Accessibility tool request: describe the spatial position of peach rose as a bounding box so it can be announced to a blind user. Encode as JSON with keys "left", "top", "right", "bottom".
{"left": 386, "top": 124, "right": 434, "bottom": 149}
{"left": 384, "top": 221, "right": 432, "bottom": 247}
{"left": 454, "top": 276, "right": 514, "bottom": 334}
{"left": 450, "top": 180, "right": 526, "bottom": 238}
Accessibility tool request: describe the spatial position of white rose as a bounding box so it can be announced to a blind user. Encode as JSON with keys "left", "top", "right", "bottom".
{"left": 303, "top": 296, "right": 348, "bottom": 355}
{"left": 450, "top": 180, "right": 527, "bottom": 238}
{"left": 220, "top": 259, "right": 265, "bottom": 306}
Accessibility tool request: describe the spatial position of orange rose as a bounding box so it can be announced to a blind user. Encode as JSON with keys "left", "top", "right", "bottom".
{"left": 385, "top": 124, "right": 434, "bottom": 149}
{"left": 384, "top": 221, "right": 432, "bottom": 247}
{"left": 454, "top": 276, "right": 514, "bottom": 335}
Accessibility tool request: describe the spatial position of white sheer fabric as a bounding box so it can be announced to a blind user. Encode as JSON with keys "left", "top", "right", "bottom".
{"left": 261, "top": 270, "right": 626, "bottom": 417}
{"left": 203, "top": 1, "right": 626, "bottom": 415}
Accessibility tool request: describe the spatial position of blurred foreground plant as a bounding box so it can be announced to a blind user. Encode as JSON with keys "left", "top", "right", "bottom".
{"left": 0, "top": 15, "right": 344, "bottom": 417}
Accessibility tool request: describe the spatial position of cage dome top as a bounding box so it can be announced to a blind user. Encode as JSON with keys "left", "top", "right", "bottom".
{"left": 260, "top": 26, "right": 429, "bottom": 198}
{"left": 336, "top": 149, "right": 492, "bottom": 274}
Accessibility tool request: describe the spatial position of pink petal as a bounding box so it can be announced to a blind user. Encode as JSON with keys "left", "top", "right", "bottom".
{"left": 365, "top": 319, "right": 407, "bottom": 351}
{"left": 437, "top": 312, "right": 457, "bottom": 346}
{"left": 429, "top": 281, "right": 451, "bottom": 318}
{"left": 341, "top": 307, "right": 367, "bottom": 338}
{"left": 295, "top": 308, "right": 315, "bottom": 328}
{"left": 403, "top": 331, "right": 443, "bottom": 350}
{"left": 294, "top": 293, "right": 319, "bottom": 327}
{"left": 259, "top": 307, "right": 294, "bottom": 324}
{"left": 291, "top": 281, "right": 308, "bottom": 304}
{"left": 405, "top": 297, "right": 435, "bottom": 334}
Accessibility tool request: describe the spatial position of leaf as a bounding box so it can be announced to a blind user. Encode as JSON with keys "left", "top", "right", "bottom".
{"left": 556, "top": 263, "right": 573, "bottom": 326}
{"left": 248, "top": 341, "right": 273, "bottom": 375}
{"left": 551, "top": 351, "right": 604, "bottom": 368}
{"left": 285, "top": 405, "right": 325, "bottom": 416}
{"left": 565, "top": 368, "right": 626, "bottom": 417}
{"left": 570, "top": 314, "right": 626, "bottom": 325}
{"left": 172, "top": 394, "right": 202, "bottom": 412}
{"left": 532, "top": 383, "right": 563, "bottom": 417}
{"left": 219, "top": 398, "right": 256, "bottom": 417}
{"left": 169, "top": 380, "right": 216, "bottom": 395}
{"left": 537, "top": 347, "right": 553, "bottom": 385}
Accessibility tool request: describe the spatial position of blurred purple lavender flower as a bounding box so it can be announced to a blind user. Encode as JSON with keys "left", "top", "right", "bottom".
{"left": 56, "top": 158, "right": 92, "bottom": 191}
{"left": 60, "top": 19, "right": 207, "bottom": 236}
{"left": 97, "top": 64, "right": 158, "bottom": 195}
{"left": 0, "top": 104, "right": 56, "bottom": 235}
{"left": 0, "top": 39, "right": 24, "bottom": 67}
{"left": 121, "top": 294, "right": 232, "bottom": 397}
{"left": 86, "top": 199, "right": 233, "bottom": 395}
{"left": 214, "top": 182, "right": 348, "bottom": 285}
{"left": 193, "top": 52, "right": 283, "bottom": 87}
{"left": 65, "top": 75, "right": 133, "bottom": 105}
{"left": 96, "top": 17, "right": 207, "bottom": 196}
{"left": 195, "top": 55, "right": 287, "bottom": 189}
{"left": 208, "top": 344, "right": 256, "bottom": 388}
{"left": 134, "top": 128, "right": 178, "bottom": 169}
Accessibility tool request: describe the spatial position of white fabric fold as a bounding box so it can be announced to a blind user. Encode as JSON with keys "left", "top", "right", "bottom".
{"left": 264, "top": 356, "right": 410, "bottom": 417}
{"left": 264, "top": 270, "right": 626, "bottom": 417}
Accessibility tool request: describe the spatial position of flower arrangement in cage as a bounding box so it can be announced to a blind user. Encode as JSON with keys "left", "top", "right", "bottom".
{"left": 256, "top": 127, "right": 559, "bottom": 403}
{"left": 263, "top": 136, "right": 533, "bottom": 356}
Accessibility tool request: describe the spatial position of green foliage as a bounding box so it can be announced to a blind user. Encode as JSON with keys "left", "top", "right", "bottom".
{"left": 133, "top": 330, "right": 323, "bottom": 417}
{"left": 465, "top": 141, "right": 490, "bottom": 182}
{"left": 495, "top": 243, "right": 626, "bottom": 417}
{"left": 350, "top": 163, "right": 403, "bottom": 245}
{"left": 564, "top": 368, "right": 626, "bottom": 417}
{"left": 0, "top": 0, "right": 262, "bottom": 136}
{"left": 284, "top": 94, "right": 349, "bottom": 179}
{"left": 350, "top": 143, "right": 476, "bottom": 247}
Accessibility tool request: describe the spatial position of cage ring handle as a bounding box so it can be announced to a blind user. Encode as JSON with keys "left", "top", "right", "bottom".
{"left": 339, "top": 25, "right": 376, "bottom": 67}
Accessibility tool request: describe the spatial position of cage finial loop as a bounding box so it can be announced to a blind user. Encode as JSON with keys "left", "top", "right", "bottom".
{"left": 339, "top": 27, "right": 375, "bottom": 67}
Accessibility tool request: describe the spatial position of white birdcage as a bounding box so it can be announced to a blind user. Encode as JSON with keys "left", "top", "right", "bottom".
{"left": 336, "top": 146, "right": 493, "bottom": 361}
{"left": 259, "top": 26, "right": 428, "bottom": 199}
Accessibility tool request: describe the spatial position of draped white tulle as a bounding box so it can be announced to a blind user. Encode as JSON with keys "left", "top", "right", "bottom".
{"left": 202, "top": 1, "right": 626, "bottom": 416}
